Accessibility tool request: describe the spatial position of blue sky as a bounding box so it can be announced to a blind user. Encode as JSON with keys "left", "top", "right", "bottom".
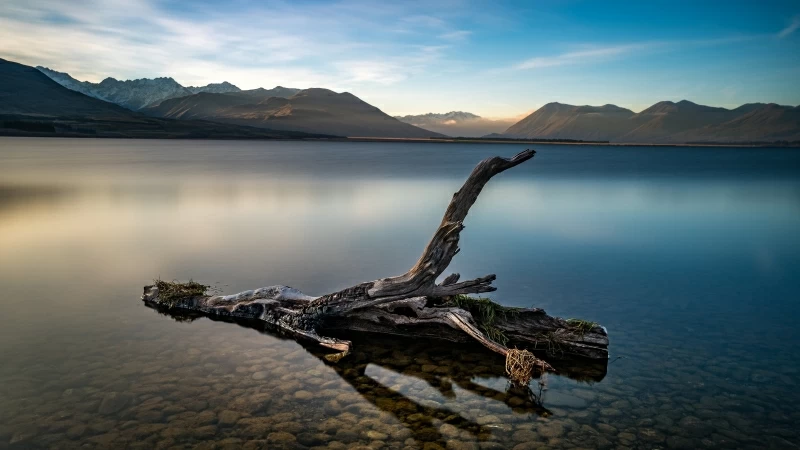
{"left": 1, "top": 0, "right": 798, "bottom": 117}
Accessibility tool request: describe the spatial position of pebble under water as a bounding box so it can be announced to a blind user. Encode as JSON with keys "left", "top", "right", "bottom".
{"left": 0, "top": 139, "right": 798, "bottom": 449}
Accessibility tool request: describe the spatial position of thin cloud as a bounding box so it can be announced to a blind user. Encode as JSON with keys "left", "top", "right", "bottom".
{"left": 513, "top": 35, "right": 760, "bottom": 71}
{"left": 335, "top": 61, "right": 409, "bottom": 85}
{"left": 335, "top": 45, "right": 449, "bottom": 85}
{"left": 0, "top": 0, "right": 460, "bottom": 89}
{"left": 400, "top": 15, "right": 446, "bottom": 29}
{"left": 778, "top": 16, "right": 800, "bottom": 38}
{"left": 440, "top": 30, "right": 472, "bottom": 41}
{"left": 516, "top": 43, "right": 652, "bottom": 70}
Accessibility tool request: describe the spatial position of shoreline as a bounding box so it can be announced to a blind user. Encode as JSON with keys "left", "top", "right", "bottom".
{"left": 344, "top": 136, "right": 800, "bottom": 148}
{"left": 1, "top": 133, "right": 798, "bottom": 148}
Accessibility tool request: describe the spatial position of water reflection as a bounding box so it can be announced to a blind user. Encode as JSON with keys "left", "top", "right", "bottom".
{"left": 147, "top": 302, "right": 611, "bottom": 447}
{"left": 1, "top": 139, "right": 799, "bottom": 449}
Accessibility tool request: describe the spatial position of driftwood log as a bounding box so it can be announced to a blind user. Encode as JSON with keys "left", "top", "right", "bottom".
{"left": 142, "top": 149, "right": 609, "bottom": 380}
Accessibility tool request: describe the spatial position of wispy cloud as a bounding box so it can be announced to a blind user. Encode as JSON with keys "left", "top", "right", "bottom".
{"left": 513, "top": 35, "right": 760, "bottom": 71}
{"left": 440, "top": 30, "right": 472, "bottom": 41}
{"left": 0, "top": 0, "right": 459, "bottom": 89}
{"left": 400, "top": 15, "right": 447, "bottom": 29}
{"left": 778, "top": 16, "right": 800, "bottom": 38}
{"left": 515, "top": 44, "right": 651, "bottom": 70}
{"left": 335, "top": 45, "right": 449, "bottom": 85}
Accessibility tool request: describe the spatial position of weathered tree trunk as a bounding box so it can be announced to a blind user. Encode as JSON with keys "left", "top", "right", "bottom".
{"left": 141, "top": 149, "right": 609, "bottom": 377}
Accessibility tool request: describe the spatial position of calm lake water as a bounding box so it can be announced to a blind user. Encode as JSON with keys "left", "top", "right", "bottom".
{"left": 1, "top": 137, "right": 799, "bottom": 449}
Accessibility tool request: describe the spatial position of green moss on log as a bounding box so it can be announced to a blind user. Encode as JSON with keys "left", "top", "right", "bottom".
{"left": 447, "top": 295, "right": 519, "bottom": 345}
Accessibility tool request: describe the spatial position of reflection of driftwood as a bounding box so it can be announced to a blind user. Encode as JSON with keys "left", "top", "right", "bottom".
{"left": 141, "top": 150, "right": 609, "bottom": 376}
{"left": 146, "top": 306, "right": 608, "bottom": 447}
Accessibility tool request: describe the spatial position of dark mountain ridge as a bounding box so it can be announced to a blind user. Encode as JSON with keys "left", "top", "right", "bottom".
{"left": 2, "top": 59, "right": 131, "bottom": 118}
{"left": 0, "top": 58, "right": 332, "bottom": 139}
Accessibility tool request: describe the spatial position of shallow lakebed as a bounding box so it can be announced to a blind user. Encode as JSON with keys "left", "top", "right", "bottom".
{"left": 1, "top": 138, "right": 798, "bottom": 449}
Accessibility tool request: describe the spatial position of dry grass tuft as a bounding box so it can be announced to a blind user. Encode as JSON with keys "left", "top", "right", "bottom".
{"left": 505, "top": 349, "right": 554, "bottom": 386}
{"left": 505, "top": 349, "right": 537, "bottom": 385}
{"left": 154, "top": 279, "right": 209, "bottom": 308}
{"left": 566, "top": 318, "right": 598, "bottom": 336}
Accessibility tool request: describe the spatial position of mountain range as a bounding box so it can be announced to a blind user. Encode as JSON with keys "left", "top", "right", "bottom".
{"left": 499, "top": 101, "right": 800, "bottom": 143}
{"left": 33, "top": 64, "right": 439, "bottom": 138}
{"left": 145, "top": 88, "right": 443, "bottom": 138}
{"left": 394, "top": 112, "right": 515, "bottom": 137}
{"left": 3, "top": 57, "right": 798, "bottom": 143}
{"left": 36, "top": 66, "right": 242, "bottom": 110}
{"left": 0, "top": 58, "right": 332, "bottom": 139}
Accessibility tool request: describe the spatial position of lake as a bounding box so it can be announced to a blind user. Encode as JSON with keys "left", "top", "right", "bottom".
{"left": 0, "top": 137, "right": 798, "bottom": 449}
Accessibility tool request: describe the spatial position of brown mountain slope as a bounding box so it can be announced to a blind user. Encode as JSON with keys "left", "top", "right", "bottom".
{"left": 145, "top": 88, "right": 443, "bottom": 138}
{"left": 675, "top": 103, "right": 800, "bottom": 142}
{"left": 502, "top": 103, "right": 635, "bottom": 141}
{"left": 501, "top": 99, "right": 800, "bottom": 143}
{"left": 618, "top": 100, "right": 738, "bottom": 142}
{"left": 144, "top": 92, "right": 249, "bottom": 120}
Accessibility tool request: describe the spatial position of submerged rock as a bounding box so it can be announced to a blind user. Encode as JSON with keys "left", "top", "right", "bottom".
{"left": 365, "top": 430, "right": 389, "bottom": 440}
{"left": 544, "top": 392, "right": 587, "bottom": 408}
{"left": 537, "top": 421, "right": 565, "bottom": 438}
{"left": 98, "top": 392, "right": 133, "bottom": 414}
{"left": 65, "top": 424, "right": 86, "bottom": 439}
{"left": 217, "top": 410, "right": 241, "bottom": 426}
{"left": 267, "top": 431, "right": 298, "bottom": 444}
{"left": 512, "top": 429, "right": 538, "bottom": 442}
{"left": 638, "top": 428, "right": 666, "bottom": 442}
{"left": 666, "top": 435, "right": 694, "bottom": 448}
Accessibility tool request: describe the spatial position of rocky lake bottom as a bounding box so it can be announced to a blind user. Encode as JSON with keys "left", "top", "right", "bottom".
{"left": 1, "top": 139, "right": 798, "bottom": 449}
{"left": 1, "top": 310, "right": 798, "bottom": 450}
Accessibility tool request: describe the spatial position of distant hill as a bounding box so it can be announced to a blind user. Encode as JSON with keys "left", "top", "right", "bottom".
{"left": 619, "top": 100, "right": 736, "bottom": 142}
{"left": 0, "top": 58, "right": 332, "bottom": 139}
{"left": 503, "top": 103, "right": 635, "bottom": 142}
{"left": 146, "top": 88, "right": 443, "bottom": 138}
{"left": 394, "top": 111, "right": 515, "bottom": 137}
{"left": 674, "top": 103, "right": 800, "bottom": 143}
{"left": 36, "top": 66, "right": 241, "bottom": 110}
{"left": 500, "top": 100, "right": 800, "bottom": 143}
{"left": 397, "top": 111, "right": 482, "bottom": 122}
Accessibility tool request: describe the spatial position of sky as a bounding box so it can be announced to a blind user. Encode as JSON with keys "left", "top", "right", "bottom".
{"left": 1, "top": 0, "right": 799, "bottom": 117}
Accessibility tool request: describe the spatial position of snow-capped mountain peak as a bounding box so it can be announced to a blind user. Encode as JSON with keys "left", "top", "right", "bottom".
{"left": 36, "top": 67, "right": 241, "bottom": 110}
